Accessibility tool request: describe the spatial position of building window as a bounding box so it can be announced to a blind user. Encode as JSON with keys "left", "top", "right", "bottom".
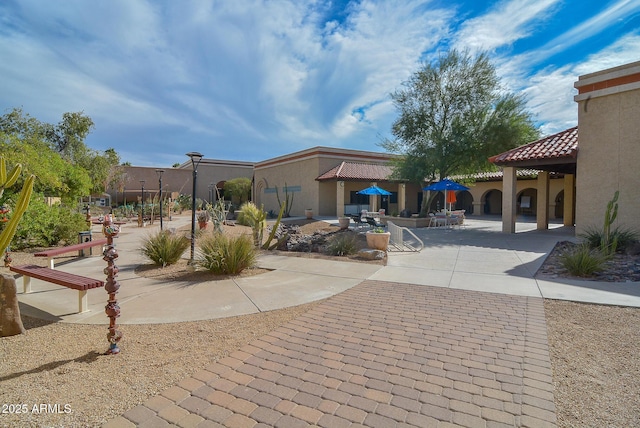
{"left": 350, "top": 191, "right": 369, "bottom": 205}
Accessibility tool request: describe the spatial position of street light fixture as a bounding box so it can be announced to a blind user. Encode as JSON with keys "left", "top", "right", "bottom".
{"left": 186, "top": 152, "right": 203, "bottom": 263}
{"left": 156, "top": 169, "right": 165, "bottom": 231}
{"left": 139, "top": 180, "right": 145, "bottom": 221}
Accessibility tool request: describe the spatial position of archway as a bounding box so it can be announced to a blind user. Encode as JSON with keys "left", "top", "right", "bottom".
{"left": 482, "top": 189, "right": 502, "bottom": 215}
{"left": 455, "top": 190, "right": 473, "bottom": 213}
{"left": 517, "top": 188, "right": 537, "bottom": 217}
{"left": 555, "top": 190, "right": 564, "bottom": 219}
{"left": 428, "top": 192, "right": 445, "bottom": 212}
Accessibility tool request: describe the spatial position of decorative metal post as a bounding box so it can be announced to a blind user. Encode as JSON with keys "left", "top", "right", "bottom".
{"left": 139, "top": 180, "right": 145, "bottom": 227}
{"left": 4, "top": 246, "right": 12, "bottom": 267}
{"left": 102, "top": 214, "right": 122, "bottom": 354}
{"left": 156, "top": 169, "right": 165, "bottom": 231}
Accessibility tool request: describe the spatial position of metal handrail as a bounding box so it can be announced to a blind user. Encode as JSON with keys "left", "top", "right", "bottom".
{"left": 387, "top": 221, "right": 424, "bottom": 252}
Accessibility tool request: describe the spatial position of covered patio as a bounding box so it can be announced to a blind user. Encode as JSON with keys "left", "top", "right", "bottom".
{"left": 489, "top": 127, "right": 578, "bottom": 233}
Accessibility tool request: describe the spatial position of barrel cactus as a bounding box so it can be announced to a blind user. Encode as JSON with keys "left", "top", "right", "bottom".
{"left": 0, "top": 156, "right": 35, "bottom": 254}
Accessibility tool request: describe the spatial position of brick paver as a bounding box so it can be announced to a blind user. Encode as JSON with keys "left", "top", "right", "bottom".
{"left": 114, "top": 280, "right": 557, "bottom": 427}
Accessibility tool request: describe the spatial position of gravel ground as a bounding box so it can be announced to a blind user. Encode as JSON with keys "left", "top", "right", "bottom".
{"left": 545, "top": 300, "right": 640, "bottom": 427}
{"left": 1, "top": 224, "right": 639, "bottom": 427}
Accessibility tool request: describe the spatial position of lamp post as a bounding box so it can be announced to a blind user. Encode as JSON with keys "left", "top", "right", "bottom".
{"left": 156, "top": 169, "right": 165, "bottom": 231}
{"left": 139, "top": 180, "right": 145, "bottom": 225}
{"left": 186, "top": 152, "right": 203, "bottom": 264}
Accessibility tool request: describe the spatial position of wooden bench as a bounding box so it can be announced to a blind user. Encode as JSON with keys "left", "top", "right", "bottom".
{"left": 34, "top": 238, "right": 109, "bottom": 268}
{"left": 10, "top": 264, "right": 104, "bottom": 313}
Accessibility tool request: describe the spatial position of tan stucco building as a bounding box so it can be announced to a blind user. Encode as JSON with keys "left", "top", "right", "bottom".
{"left": 107, "top": 61, "right": 639, "bottom": 235}
{"left": 253, "top": 147, "right": 422, "bottom": 217}
{"left": 107, "top": 159, "right": 254, "bottom": 206}
{"left": 574, "top": 61, "right": 640, "bottom": 235}
{"left": 489, "top": 60, "right": 639, "bottom": 234}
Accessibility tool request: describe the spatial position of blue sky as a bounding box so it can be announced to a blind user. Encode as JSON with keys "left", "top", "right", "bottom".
{"left": 1, "top": 0, "right": 639, "bottom": 167}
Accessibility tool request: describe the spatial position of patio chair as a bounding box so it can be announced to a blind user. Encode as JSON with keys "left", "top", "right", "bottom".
{"left": 349, "top": 214, "right": 367, "bottom": 230}
{"left": 429, "top": 212, "right": 447, "bottom": 228}
{"left": 365, "top": 216, "right": 385, "bottom": 229}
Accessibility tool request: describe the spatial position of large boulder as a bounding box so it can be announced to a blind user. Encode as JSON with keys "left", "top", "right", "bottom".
{"left": 0, "top": 274, "right": 25, "bottom": 337}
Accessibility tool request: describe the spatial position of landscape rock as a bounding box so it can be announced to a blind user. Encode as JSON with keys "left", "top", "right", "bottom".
{"left": 357, "top": 248, "right": 386, "bottom": 260}
{"left": 0, "top": 274, "right": 25, "bottom": 337}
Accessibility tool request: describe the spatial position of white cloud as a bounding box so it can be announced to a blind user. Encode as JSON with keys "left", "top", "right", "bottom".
{"left": 574, "top": 31, "right": 640, "bottom": 75}
{"left": 1, "top": 0, "right": 638, "bottom": 165}
{"left": 516, "top": 31, "right": 640, "bottom": 135}
{"left": 523, "top": 0, "right": 640, "bottom": 66}
{"left": 453, "top": 0, "right": 560, "bottom": 52}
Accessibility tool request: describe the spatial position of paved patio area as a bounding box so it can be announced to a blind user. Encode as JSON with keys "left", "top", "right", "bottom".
{"left": 107, "top": 280, "right": 556, "bottom": 427}
{"left": 14, "top": 214, "right": 639, "bottom": 427}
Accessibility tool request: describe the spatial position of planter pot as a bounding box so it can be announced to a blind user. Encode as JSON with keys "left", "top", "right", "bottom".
{"left": 366, "top": 231, "right": 390, "bottom": 251}
{"left": 305, "top": 209, "right": 313, "bottom": 219}
{"left": 338, "top": 217, "right": 350, "bottom": 230}
{"left": 198, "top": 222, "right": 208, "bottom": 230}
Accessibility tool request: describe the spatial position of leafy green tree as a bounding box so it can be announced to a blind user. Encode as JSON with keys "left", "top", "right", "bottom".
{"left": 0, "top": 130, "right": 91, "bottom": 202}
{"left": 45, "top": 111, "right": 95, "bottom": 161}
{"left": 0, "top": 108, "right": 120, "bottom": 201}
{"left": 382, "top": 49, "right": 539, "bottom": 184}
{"left": 224, "top": 177, "right": 251, "bottom": 205}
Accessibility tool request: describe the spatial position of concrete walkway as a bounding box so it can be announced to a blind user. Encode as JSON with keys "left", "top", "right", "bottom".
{"left": 13, "top": 215, "right": 640, "bottom": 427}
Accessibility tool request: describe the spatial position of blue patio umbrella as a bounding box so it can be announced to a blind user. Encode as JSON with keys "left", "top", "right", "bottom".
{"left": 357, "top": 185, "right": 392, "bottom": 196}
{"left": 423, "top": 179, "right": 469, "bottom": 211}
{"left": 357, "top": 185, "right": 391, "bottom": 214}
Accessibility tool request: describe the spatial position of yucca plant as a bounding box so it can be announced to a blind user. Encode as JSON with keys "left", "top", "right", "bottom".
{"left": 197, "top": 233, "right": 256, "bottom": 275}
{"left": 326, "top": 233, "right": 359, "bottom": 256}
{"left": 236, "top": 202, "right": 267, "bottom": 246}
{"left": 141, "top": 230, "right": 190, "bottom": 267}
{"left": 560, "top": 244, "right": 608, "bottom": 277}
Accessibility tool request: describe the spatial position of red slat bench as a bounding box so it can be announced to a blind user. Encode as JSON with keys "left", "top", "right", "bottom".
{"left": 10, "top": 264, "right": 104, "bottom": 313}
{"left": 34, "top": 238, "right": 109, "bottom": 268}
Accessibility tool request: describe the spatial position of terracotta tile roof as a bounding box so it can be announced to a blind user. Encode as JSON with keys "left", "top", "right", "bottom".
{"left": 489, "top": 126, "right": 578, "bottom": 165}
{"left": 449, "top": 169, "right": 541, "bottom": 181}
{"left": 317, "top": 161, "right": 394, "bottom": 181}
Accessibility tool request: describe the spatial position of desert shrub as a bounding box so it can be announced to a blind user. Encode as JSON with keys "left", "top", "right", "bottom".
{"left": 580, "top": 226, "right": 639, "bottom": 253}
{"left": 141, "top": 230, "right": 190, "bottom": 267}
{"left": 12, "top": 195, "right": 87, "bottom": 249}
{"left": 560, "top": 244, "right": 608, "bottom": 277}
{"left": 326, "top": 233, "right": 359, "bottom": 256}
{"left": 197, "top": 233, "right": 256, "bottom": 275}
{"left": 174, "top": 194, "right": 191, "bottom": 212}
{"left": 54, "top": 207, "right": 90, "bottom": 245}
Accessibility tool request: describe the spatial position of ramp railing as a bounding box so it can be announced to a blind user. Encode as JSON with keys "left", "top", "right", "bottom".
{"left": 387, "top": 221, "right": 424, "bottom": 252}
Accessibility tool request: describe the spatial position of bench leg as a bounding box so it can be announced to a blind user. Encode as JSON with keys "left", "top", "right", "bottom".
{"left": 78, "top": 290, "right": 88, "bottom": 313}
{"left": 23, "top": 276, "right": 31, "bottom": 294}
{"left": 48, "top": 257, "right": 55, "bottom": 269}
